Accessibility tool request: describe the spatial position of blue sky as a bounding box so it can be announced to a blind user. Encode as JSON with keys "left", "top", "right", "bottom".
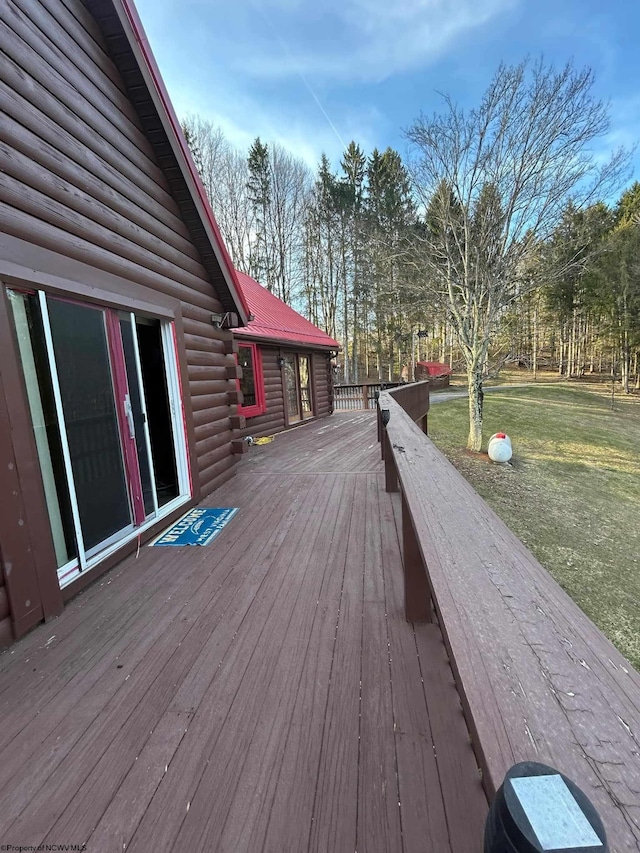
{"left": 135, "top": 0, "right": 640, "bottom": 178}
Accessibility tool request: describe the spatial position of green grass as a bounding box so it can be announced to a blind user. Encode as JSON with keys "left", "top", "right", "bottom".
{"left": 428, "top": 384, "right": 640, "bottom": 670}
{"left": 449, "top": 368, "right": 600, "bottom": 387}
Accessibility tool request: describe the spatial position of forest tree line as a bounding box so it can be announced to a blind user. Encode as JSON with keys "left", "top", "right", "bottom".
{"left": 182, "top": 59, "right": 638, "bottom": 450}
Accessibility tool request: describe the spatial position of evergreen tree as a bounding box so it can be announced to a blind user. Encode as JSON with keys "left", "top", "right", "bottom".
{"left": 247, "top": 138, "right": 272, "bottom": 289}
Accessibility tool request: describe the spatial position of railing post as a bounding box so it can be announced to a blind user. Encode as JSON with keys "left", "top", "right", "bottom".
{"left": 401, "top": 490, "right": 432, "bottom": 622}
{"left": 383, "top": 430, "right": 398, "bottom": 493}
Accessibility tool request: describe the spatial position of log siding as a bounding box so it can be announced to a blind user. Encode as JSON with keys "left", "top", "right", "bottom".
{"left": 0, "top": 0, "right": 238, "bottom": 499}
{"left": 0, "top": 0, "right": 245, "bottom": 644}
{"left": 236, "top": 345, "right": 334, "bottom": 440}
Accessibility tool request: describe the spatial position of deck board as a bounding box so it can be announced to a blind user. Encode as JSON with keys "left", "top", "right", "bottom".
{"left": 0, "top": 412, "right": 487, "bottom": 852}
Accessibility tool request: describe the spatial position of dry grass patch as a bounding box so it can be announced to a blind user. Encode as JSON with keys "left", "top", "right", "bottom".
{"left": 428, "top": 384, "right": 640, "bottom": 670}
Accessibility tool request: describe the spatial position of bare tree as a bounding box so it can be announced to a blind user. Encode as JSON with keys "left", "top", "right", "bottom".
{"left": 268, "top": 144, "right": 312, "bottom": 302}
{"left": 406, "top": 58, "right": 628, "bottom": 450}
{"left": 182, "top": 116, "right": 255, "bottom": 271}
{"left": 182, "top": 114, "right": 227, "bottom": 199}
{"left": 215, "top": 147, "right": 255, "bottom": 272}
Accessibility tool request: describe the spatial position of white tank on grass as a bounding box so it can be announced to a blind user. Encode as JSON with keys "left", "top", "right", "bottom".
{"left": 488, "top": 433, "right": 512, "bottom": 463}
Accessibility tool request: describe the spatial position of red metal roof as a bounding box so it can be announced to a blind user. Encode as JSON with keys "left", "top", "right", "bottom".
{"left": 416, "top": 361, "right": 453, "bottom": 377}
{"left": 234, "top": 272, "right": 340, "bottom": 350}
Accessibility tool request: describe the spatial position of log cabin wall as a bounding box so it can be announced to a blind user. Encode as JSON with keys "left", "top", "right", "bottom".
{"left": 313, "top": 352, "right": 334, "bottom": 417}
{"left": 0, "top": 0, "right": 244, "bottom": 643}
{"left": 0, "top": 0, "right": 239, "bottom": 497}
{"left": 236, "top": 346, "right": 285, "bottom": 439}
{"left": 236, "top": 345, "right": 334, "bottom": 439}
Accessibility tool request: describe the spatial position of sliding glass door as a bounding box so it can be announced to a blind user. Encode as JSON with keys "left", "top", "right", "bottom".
{"left": 284, "top": 353, "right": 301, "bottom": 424}
{"left": 46, "top": 298, "right": 134, "bottom": 556}
{"left": 284, "top": 352, "right": 314, "bottom": 424}
{"left": 7, "top": 289, "right": 189, "bottom": 587}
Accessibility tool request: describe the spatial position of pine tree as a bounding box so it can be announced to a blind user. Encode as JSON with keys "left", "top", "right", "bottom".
{"left": 247, "top": 138, "right": 272, "bottom": 289}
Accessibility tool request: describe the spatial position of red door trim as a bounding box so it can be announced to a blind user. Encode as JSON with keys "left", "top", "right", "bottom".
{"left": 105, "top": 311, "right": 146, "bottom": 526}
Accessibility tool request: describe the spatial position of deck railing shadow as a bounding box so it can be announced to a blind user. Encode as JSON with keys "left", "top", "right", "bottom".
{"left": 378, "top": 380, "right": 640, "bottom": 851}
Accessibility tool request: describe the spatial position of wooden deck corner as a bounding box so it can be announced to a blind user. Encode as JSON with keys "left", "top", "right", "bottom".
{"left": 0, "top": 413, "right": 486, "bottom": 852}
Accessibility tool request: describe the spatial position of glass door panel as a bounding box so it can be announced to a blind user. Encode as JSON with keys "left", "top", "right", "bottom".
{"left": 120, "top": 316, "right": 156, "bottom": 518}
{"left": 299, "top": 355, "right": 312, "bottom": 419}
{"left": 46, "top": 298, "right": 132, "bottom": 554}
{"left": 284, "top": 353, "right": 301, "bottom": 424}
{"left": 136, "top": 318, "right": 179, "bottom": 507}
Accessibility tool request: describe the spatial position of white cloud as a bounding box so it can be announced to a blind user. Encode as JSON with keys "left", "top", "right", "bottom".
{"left": 168, "top": 74, "right": 372, "bottom": 169}
{"left": 135, "top": 0, "right": 515, "bottom": 168}
{"left": 238, "top": 0, "right": 516, "bottom": 83}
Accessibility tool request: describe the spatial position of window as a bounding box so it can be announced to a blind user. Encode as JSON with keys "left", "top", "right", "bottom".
{"left": 237, "top": 342, "right": 265, "bottom": 417}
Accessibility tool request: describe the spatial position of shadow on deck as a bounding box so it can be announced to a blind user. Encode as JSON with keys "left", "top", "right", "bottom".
{"left": 0, "top": 412, "right": 487, "bottom": 853}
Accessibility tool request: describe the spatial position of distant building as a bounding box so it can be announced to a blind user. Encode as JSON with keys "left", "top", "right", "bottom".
{"left": 415, "top": 362, "right": 453, "bottom": 386}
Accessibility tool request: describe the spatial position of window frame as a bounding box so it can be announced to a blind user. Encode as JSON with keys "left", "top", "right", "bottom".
{"left": 236, "top": 341, "right": 266, "bottom": 418}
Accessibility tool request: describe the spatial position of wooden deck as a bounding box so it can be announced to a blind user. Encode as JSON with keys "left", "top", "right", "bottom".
{"left": 0, "top": 412, "right": 486, "bottom": 853}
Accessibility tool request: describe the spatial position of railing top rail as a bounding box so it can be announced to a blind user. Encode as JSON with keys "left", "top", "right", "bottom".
{"left": 334, "top": 381, "right": 404, "bottom": 389}
{"left": 382, "top": 380, "right": 430, "bottom": 424}
{"left": 379, "top": 389, "right": 640, "bottom": 850}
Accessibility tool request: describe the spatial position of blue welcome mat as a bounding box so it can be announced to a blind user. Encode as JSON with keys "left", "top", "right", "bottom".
{"left": 152, "top": 507, "right": 239, "bottom": 546}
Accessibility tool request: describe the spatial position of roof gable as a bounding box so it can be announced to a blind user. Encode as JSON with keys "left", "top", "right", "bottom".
{"left": 233, "top": 272, "right": 340, "bottom": 350}
{"left": 85, "top": 0, "right": 249, "bottom": 323}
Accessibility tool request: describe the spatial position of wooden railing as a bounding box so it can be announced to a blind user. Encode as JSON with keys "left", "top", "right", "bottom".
{"left": 378, "top": 383, "right": 640, "bottom": 849}
{"left": 333, "top": 381, "right": 402, "bottom": 411}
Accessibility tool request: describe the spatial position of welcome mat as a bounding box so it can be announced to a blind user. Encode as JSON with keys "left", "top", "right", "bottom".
{"left": 152, "top": 507, "right": 239, "bottom": 546}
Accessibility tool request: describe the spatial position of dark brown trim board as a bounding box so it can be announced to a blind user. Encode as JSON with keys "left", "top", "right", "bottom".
{"left": 0, "top": 285, "right": 64, "bottom": 636}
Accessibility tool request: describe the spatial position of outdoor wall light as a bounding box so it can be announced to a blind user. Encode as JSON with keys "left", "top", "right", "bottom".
{"left": 381, "top": 408, "right": 391, "bottom": 426}
{"left": 277, "top": 356, "right": 286, "bottom": 368}
{"left": 211, "top": 312, "right": 239, "bottom": 329}
{"left": 484, "top": 761, "right": 607, "bottom": 853}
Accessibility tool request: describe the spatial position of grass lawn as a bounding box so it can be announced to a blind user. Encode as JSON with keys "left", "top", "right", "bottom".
{"left": 427, "top": 384, "right": 640, "bottom": 670}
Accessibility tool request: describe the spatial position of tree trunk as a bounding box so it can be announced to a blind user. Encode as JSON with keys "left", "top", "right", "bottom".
{"left": 622, "top": 295, "right": 630, "bottom": 393}
{"left": 342, "top": 244, "right": 349, "bottom": 383}
{"left": 467, "top": 362, "right": 484, "bottom": 451}
{"left": 532, "top": 303, "right": 538, "bottom": 380}
{"left": 352, "top": 281, "right": 359, "bottom": 383}
{"left": 411, "top": 331, "right": 416, "bottom": 382}
{"left": 622, "top": 337, "right": 629, "bottom": 393}
{"left": 610, "top": 365, "right": 616, "bottom": 411}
